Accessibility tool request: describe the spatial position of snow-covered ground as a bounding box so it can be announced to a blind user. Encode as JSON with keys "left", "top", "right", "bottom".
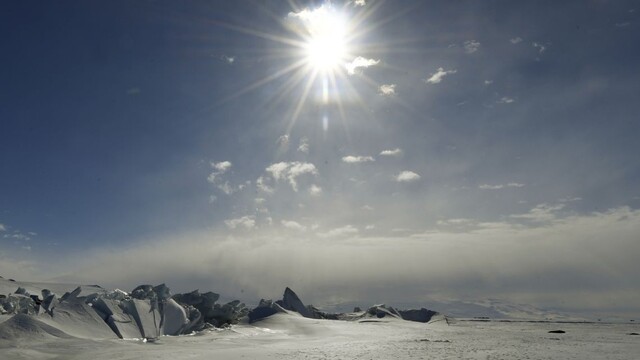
{"left": 2, "top": 312, "right": 638, "bottom": 359}
{"left": 1, "top": 277, "right": 638, "bottom": 359}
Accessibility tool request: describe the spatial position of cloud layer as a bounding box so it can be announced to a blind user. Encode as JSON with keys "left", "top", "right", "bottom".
{"left": 9, "top": 206, "right": 636, "bottom": 317}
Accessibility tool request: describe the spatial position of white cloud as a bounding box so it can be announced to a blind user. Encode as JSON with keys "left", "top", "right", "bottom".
{"left": 361, "top": 205, "right": 374, "bottom": 211}
{"left": 510, "top": 203, "right": 565, "bottom": 223}
{"left": 276, "top": 134, "right": 290, "bottom": 149}
{"left": 4, "top": 233, "right": 31, "bottom": 241}
{"left": 265, "top": 162, "right": 290, "bottom": 180}
{"left": 378, "top": 84, "right": 396, "bottom": 96}
{"left": 437, "top": 218, "right": 476, "bottom": 227}
{"left": 464, "top": 40, "right": 481, "bottom": 53}
{"left": 478, "top": 182, "right": 525, "bottom": 190}
{"left": 207, "top": 160, "right": 246, "bottom": 195}
{"left": 224, "top": 216, "right": 256, "bottom": 229}
{"left": 484, "top": 80, "right": 493, "bottom": 85}
{"left": 425, "top": 67, "right": 457, "bottom": 84}
{"left": 497, "top": 96, "right": 515, "bottom": 104}
{"left": 256, "top": 176, "right": 275, "bottom": 194}
{"left": 353, "top": 0, "right": 366, "bottom": 6}
{"left": 297, "top": 137, "right": 310, "bottom": 154}
{"left": 217, "top": 181, "right": 236, "bottom": 195}
{"left": 265, "top": 161, "right": 318, "bottom": 192}
{"left": 559, "top": 197, "right": 582, "bottom": 203}
{"left": 207, "top": 161, "right": 232, "bottom": 184}
{"left": 345, "top": 56, "right": 380, "bottom": 75}
{"left": 396, "top": 171, "right": 421, "bottom": 182}
{"left": 318, "top": 225, "right": 359, "bottom": 238}
{"left": 213, "top": 161, "right": 232, "bottom": 172}
{"left": 510, "top": 37, "right": 523, "bottom": 44}
{"left": 342, "top": 155, "right": 375, "bottom": 163}
{"left": 281, "top": 220, "right": 307, "bottom": 231}
{"left": 309, "top": 184, "right": 322, "bottom": 196}
{"left": 365, "top": 224, "right": 375, "bottom": 230}
{"left": 0, "top": 224, "right": 5, "bottom": 232}
{"left": 532, "top": 42, "right": 546, "bottom": 53}
{"left": 379, "top": 148, "right": 402, "bottom": 157}
{"left": 221, "top": 55, "right": 235, "bottom": 64}
{"left": 288, "top": 7, "right": 324, "bottom": 22}
{"left": 206, "top": 173, "right": 217, "bottom": 183}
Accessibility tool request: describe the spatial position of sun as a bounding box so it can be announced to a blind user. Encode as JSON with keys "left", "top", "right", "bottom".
{"left": 301, "top": 7, "right": 349, "bottom": 73}
{"left": 214, "top": 2, "right": 380, "bottom": 131}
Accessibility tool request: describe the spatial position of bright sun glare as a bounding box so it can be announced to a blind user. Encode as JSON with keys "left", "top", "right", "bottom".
{"left": 220, "top": 2, "right": 374, "bottom": 130}
{"left": 296, "top": 6, "right": 350, "bottom": 73}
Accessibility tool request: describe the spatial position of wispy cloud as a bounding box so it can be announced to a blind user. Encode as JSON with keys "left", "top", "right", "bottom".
{"left": 297, "top": 137, "right": 310, "bottom": 154}
{"left": 256, "top": 176, "right": 275, "bottom": 194}
{"left": 288, "top": 6, "right": 327, "bottom": 22}
{"left": 396, "top": 171, "right": 421, "bottom": 182}
{"left": 281, "top": 220, "right": 307, "bottom": 231}
{"left": 478, "top": 182, "right": 525, "bottom": 190}
{"left": 207, "top": 161, "right": 247, "bottom": 196}
{"left": 218, "top": 181, "right": 248, "bottom": 196}
{"left": 309, "top": 184, "right": 322, "bottom": 196}
{"left": 265, "top": 161, "right": 318, "bottom": 192}
{"left": 207, "top": 161, "right": 232, "bottom": 183}
{"left": 213, "top": 161, "right": 231, "bottom": 172}
{"left": 510, "top": 37, "right": 523, "bottom": 44}
{"left": 532, "top": 42, "right": 546, "bottom": 53}
{"left": 425, "top": 67, "right": 457, "bottom": 84}
{"left": 464, "top": 40, "right": 481, "bottom": 53}
{"left": 352, "top": 0, "right": 366, "bottom": 6}
{"left": 224, "top": 216, "right": 256, "bottom": 229}
{"left": 559, "top": 196, "right": 582, "bottom": 203}
{"left": 276, "top": 134, "right": 290, "bottom": 150}
{"left": 437, "top": 218, "right": 476, "bottom": 227}
{"left": 345, "top": 56, "right": 380, "bottom": 75}
{"left": 318, "top": 224, "right": 359, "bottom": 238}
{"left": 497, "top": 96, "right": 515, "bottom": 104}
{"left": 0, "top": 224, "right": 5, "bottom": 232}
{"left": 217, "top": 181, "right": 235, "bottom": 195}
{"left": 379, "top": 148, "right": 402, "bottom": 157}
{"left": 342, "top": 155, "right": 375, "bottom": 163}
{"left": 378, "top": 84, "right": 396, "bottom": 96}
{"left": 510, "top": 203, "right": 565, "bottom": 223}
{"left": 221, "top": 55, "right": 235, "bottom": 64}
{"left": 3, "top": 232, "right": 32, "bottom": 241}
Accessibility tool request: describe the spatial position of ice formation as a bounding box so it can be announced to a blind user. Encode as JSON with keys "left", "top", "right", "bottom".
{"left": 248, "top": 287, "right": 442, "bottom": 324}
{"left": 1, "top": 280, "right": 248, "bottom": 340}
{"left": 1, "top": 277, "right": 441, "bottom": 342}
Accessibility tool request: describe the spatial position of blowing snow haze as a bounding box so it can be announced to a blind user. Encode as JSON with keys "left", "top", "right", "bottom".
{"left": 1, "top": 0, "right": 639, "bottom": 320}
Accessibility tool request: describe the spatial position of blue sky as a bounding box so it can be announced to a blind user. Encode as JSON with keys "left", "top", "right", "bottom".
{"left": 1, "top": 1, "right": 640, "bottom": 317}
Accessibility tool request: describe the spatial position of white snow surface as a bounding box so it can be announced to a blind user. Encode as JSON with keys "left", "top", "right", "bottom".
{"left": 1, "top": 278, "right": 639, "bottom": 359}
{"left": 2, "top": 313, "right": 639, "bottom": 359}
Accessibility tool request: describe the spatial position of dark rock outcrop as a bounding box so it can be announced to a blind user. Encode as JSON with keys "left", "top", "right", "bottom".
{"left": 398, "top": 308, "right": 439, "bottom": 323}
